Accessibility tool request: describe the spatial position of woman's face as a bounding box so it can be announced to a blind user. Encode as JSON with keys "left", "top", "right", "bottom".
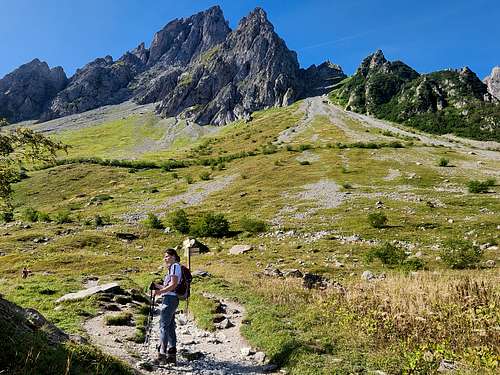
{"left": 164, "top": 252, "right": 175, "bottom": 265}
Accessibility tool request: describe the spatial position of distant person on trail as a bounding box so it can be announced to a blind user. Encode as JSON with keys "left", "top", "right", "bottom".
{"left": 152, "top": 248, "right": 182, "bottom": 365}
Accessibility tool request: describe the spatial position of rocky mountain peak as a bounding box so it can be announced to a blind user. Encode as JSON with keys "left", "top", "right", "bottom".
{"left": 147, "top": 5, "right": 230, "bottom": 67}
{"left": 0, "top": 59, "right": 68, "bottom": 122}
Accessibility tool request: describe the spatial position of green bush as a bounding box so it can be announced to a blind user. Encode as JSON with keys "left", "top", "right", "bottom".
{"left": 467, "top": 179, "right": 494, "bottom": 193}
{"left": 36, "top": 211, "right": 51, "bottom": 222}
{"left": 367, "top": 212, "right": 388, "bottom": 228}
{"left": 240, "top": 217, "right": 268, "bottom": 234}
{"left": 440, "top": 240, "right": 483, "bottom": 269}
{"left": 54, "top": 211, "right": 72, "bottom": 224}
{"left": 402, "top": 257, "right": 425, "bottom": 271}
{"left": 22, "top": 207, "right": 39, "bottom": 222}
{"left": 105, "top": 312, "right": 132, "bottom": 326}
{"left": 299, "top": 144, "right": 313, "bottom": 151}
{"left": 143, "top": 213, "right": 164, "bottom": 229}
{"left": 185, "top": 175, "right": 194, "bottom": 184}
{"left": 190, "top": 212, "right": 230, "bottom": 238}
{"left": 94, "top": 215, "right": 104, "bottom": 227}
{"left": 262, "top": 144, "right": 278, "bottom": 155}
{"left": 0, "top": 211, "right": 14, "bottom": 223}
{"left": 169, "top": 209, "right": 190, "bottom": 234}
{"left": 438, "top": 157, "right": 449, "bottom": 167}
{"left": 199, "top": 171, "right": 211, "bottom": 180}
{"left": 365, "top": 243, "right": 406, "bottom": 266}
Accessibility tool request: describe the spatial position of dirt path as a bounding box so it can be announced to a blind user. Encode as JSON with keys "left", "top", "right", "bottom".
{"left": 84, "top": 295, "right": 276, "bottom": 375}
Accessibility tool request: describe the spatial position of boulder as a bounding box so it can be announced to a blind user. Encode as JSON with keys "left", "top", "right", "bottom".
{"left": 183, "top": 238, "right": 209, "bottom": 256}
{"left": 229, "top": 244, "right": 253, "bottom": 255}
{"left": 56, "top": 282, "right": 121, "bottom": 303}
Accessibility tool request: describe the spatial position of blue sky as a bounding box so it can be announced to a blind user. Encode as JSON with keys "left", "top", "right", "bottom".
{"left": 1, "top": 0, "right": 498, "bottom": 79}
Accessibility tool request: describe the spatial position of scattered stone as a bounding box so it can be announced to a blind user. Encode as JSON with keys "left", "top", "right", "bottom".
{"left": 282, "top": 269, "right": 303, "bottom": 278}
{"left": 241, "top": 347, "right": 254, "bottom": 356}
{"left": 437, "top": 359, "right": 456, "bottom": 372}
{"left": 447, "top": 218, "right": 454, "bottom": 224}
{"left": 0, "top": 252, "right": 5, "bottom": 256}
{"left": 253, "top": 351, "right": 266, "bottom": 363}
{"left": 192, "top": 270, "right": 211, "bottom": 278}
{"left": 137, "top": 360, "right": 154, "bottom": 371}
{"left": 163, "top": 227, "right": 171, "bottom": 234}
{"left": 362, "top": 271, "right": 375, "bottom": 281}
{"left": 180, "top": 349, "right": 205, "bottom": 361}
{"left": 115, "top": 233, "right": 139, "bottom": 241}
{"left": 263, "top": 266, "right": 283, "bottom": 277}
{"left": 484, "top": 260, "right": 496, "bottom": 268}
{"left": 217, "top": 318, "right": 234, "bottom": 329}
{"left": 229, "top": 244, "right": 253, "bottom": 255}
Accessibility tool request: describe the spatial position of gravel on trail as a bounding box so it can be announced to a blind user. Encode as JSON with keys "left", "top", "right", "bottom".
{"left": 84, "top": 295, "right": 276, "bottom": 375}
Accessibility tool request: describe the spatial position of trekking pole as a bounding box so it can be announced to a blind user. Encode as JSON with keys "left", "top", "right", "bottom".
{"left": 144, "top": 285, "right": 156, "bottom": 346}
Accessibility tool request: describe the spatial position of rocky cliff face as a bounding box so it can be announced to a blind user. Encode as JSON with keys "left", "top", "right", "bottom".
{"left": 1, "top": 6, "right": 345, "bottom": 125}
{"left": 484, "top": 66, "right": 500, "bottom": 100}
{"left": 154, "top": 8, "right": 345, "bottom": 125}
{"left": 0, "top": 59, "right": 67, "bottom": 122}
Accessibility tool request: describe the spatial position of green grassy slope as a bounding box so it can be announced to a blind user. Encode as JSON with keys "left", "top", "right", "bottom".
{"left": 1, "top": 102, "right": 499, "bottom": 374}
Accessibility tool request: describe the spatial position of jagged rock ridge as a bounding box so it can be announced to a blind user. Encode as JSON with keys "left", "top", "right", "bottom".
{"left": 0, "top": 6, "right": 345, "bottom": 125}
{"left": 0, "top": 59, "right": 67, "bottom": 122}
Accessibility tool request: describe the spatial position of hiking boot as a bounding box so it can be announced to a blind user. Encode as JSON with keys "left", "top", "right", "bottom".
{"left": 153, "top": 353, "right": 166, "bottom": 365}
{"left": 165, "top": 347, "right": 177, "bottom": 364}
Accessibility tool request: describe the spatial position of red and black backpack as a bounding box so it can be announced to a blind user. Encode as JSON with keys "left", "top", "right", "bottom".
{"left": 170, "top": 263, "right": 192, "bottom": 300}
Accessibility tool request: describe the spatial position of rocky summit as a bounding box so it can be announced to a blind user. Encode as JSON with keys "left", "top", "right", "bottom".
{"left": 330, "top": 50, "right": 499, "bottom": 141}
{"left": 0, "top": 5, "right": 345, "bottom": 126}
{"left": 0, "top": 59, "right": 67, "bottom": 122}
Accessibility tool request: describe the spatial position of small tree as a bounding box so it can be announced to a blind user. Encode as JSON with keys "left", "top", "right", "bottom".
{"left": 440, "top": 240, "right": 483, "bottom": 269}
{"left": 438, "top": 158, "right": 449, "bottom": 167}
{"left": 144, "top": 213, "right": 164, "bottom": 229}
{"left": 0, "top": 128, "right": 66, "bottom": 210}
{"left": 169, "top": 209, "right": 190, "bottom": 234}
{"left": 190, "top": 212, "right": 229, "bottom": 238}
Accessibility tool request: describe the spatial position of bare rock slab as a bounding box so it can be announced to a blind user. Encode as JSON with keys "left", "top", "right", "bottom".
{"left": 229, "top": 245, "right": 253, "bottom": 255}
{"left": 56, "top": 282, "right": 120, "bottom": 303}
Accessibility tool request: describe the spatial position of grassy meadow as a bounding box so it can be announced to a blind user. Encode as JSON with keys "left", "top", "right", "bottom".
{"left": 1, "top": 100, "right": 499, "bottom": 374}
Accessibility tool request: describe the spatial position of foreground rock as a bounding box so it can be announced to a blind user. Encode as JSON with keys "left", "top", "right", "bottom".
{"left": 56, "top": 282, "right": 121, "bottom": 303}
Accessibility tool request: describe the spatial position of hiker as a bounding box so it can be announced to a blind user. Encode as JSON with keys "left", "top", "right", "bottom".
{"left": 152, "top": 248, "right": 182, "bottom": 364}
{"left": 21, "top": 267, "right": 30, "bottom": 279}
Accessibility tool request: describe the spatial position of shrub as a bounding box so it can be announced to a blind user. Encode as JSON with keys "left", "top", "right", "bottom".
{"left": 262, "top": 144, "right": 278, "bottom": 155}
{"left": 22, "top": 207, "right": 39, "bottom": 222}
{"left": 0, "top": 211, "right": 14, "bottom": 223}
{"left": 299, "top": 144, "right": 312, "bottom": 151}
{"left": 367, "top": 212, "right": 388, "bottom": 228}
{"left": 143, "top": 213, "right": 164, "bottom": 229}
{"left": 190, "top": 212, "right": 230, "bottom": 238}
{"left": 105, "top": 312, "right": 132, "bottom": 326}
{"left": 199, "top": 171, "right": 211, "bottom": 181}
{"left": 438, "top": 158, "right": 449, "bottom": 167}
{"left": 467, "top": 180, "right": 493, "bottom": 193}
{"left": 185, "top": 175, "right": 194, "bottom": 184}
{"left": 36, "top": 211, "right": 51, "bottom": 222}
{"left": 440, "top": 240, "right": 483, "bottom": 269}
{"left": 342, "top": 182, "right": 352, "bottom": 189}
{"left": 365, "top": 243, "right": 406, "bottom": 266}
{"left": 286, "top": 145, "right": 295, "bottom": 151}
{"left": 54, "top": 211, "right": 72, "bottom": 224}
{"left": 94, "top": 215, "right": 104, "bottom": 227}
{"left": 240, "top": 217, "right": 268, "bottom": 234}
{"left": 169, "top": 209, "right": 190, "bottom": 234}
{"left": 402, "top": 257, "right": 425, "bottom": 271}
{"left": 299, "top": 160, "right": 310, "bottom": 165}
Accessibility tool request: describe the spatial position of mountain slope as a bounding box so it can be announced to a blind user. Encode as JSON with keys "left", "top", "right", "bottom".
{"left": 330, "top": 50, "right": 500, "bottom": 141}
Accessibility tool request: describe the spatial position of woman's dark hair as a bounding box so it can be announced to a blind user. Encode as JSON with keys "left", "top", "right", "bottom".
{"left": 165, "top": 248, "right": 180, "bottom": 262}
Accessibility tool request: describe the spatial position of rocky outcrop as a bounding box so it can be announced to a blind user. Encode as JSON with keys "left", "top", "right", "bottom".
{"left": 41, "top": 54, "right": 145, "bottom": 121}
{"left": 330, "top": 50, "right": 499, "bottom": 141}
{"left": 2, "top": 6, "right": 345, "bottom": 125}
{"left": 332, "top": 49, "right": 419, "bottom": 114}
{"left": 0, "top": 59, "right": 67, "bottom": 122}
{"left": 155, "top": 8, "right": 345, "bottom": 125}
{"left": 484, "top": 66, "right": 500, "bottom": 100}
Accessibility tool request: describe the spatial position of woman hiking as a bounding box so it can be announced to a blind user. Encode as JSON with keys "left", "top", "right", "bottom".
{"left": 152, "top": 248, "right": 182, "bottom": 365}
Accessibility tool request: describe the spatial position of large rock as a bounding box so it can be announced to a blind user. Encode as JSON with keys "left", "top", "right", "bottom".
{"left": 55, "top": 282, "right": 121, "bottom": 303}
{"left": 0, "top": 59, "right": 67, "bottom": 122}
{"left": 229, "top": 244, "right": 253, "bottom": 255}
{"left": 484, "top": 66, "right": 500, "bottom": 100}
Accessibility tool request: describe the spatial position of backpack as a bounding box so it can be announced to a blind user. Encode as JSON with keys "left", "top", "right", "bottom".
{"left": 170, "top": 264, "right": 192, "bottom": 300}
